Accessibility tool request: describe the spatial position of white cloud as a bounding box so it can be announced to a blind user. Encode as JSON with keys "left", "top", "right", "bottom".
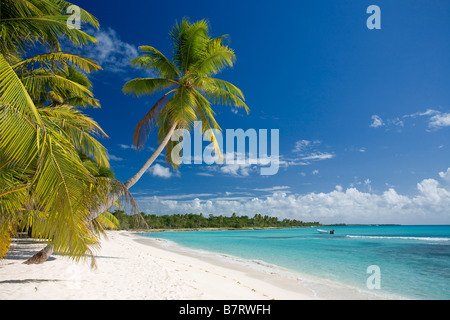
{"left": 201, "top": 152, "right": 277, "bottom": 177}
{"left": 147, "top": 164, "right": 174, "bottom": 179}
{"left": 373, "top": 109, "right": 450, "bottom": 131}
{"left": 119, "top": 143, "right": 157, "bottom": 153}
{"left": 73, "top": 27, "right": 139, "bottom": 73}
{"left": 371, "top": 114, "right": 405, "bottom": 130}
{"left": 406, "top": 109, "right": 438, "bottom": 118}
{"left": 364, "top": 178, "right": 372, "bottom": 192}
{"left": 312, "top": 169, "right": 319, "bottom": 175}
{"left": 439, "top": 168, "right": 450, "bottom": 183}
{"left": 220, "top": 163, "right": 252, "bottom": 176}
{"left": 278, "top": 157, "right": 310, "bottom": 167}
{"left": 108, "top": 154, "right": 123, "bottom": 161}
{"left": 135, "top": 169, "right": 450, "bottom": 224}
{"left": 150, "top": 193, "right": 215, "bottom": 200}
{"left": 293, "top": 140, "right": 315, "bottom": 152}
{"left": 91, "top": 28, "right": 138, "bottom": 72}
{"left": 292, "top": 140, "right": 320, "bottom": 153}
{"left": 301, "top": 152, "right": 334, "bottom": 161}
{"left": 118, "top": 144, "right": 135, "bottom": 149}
{"left": 253, "top": 186, "right": 291, "bottom": 192}
{"left": 196, "top": 172, "right": 214, "bottom": 177}
{"left": 429, "top": 112, "right": 450, "bottom": 129}
{"left": 196, "top": 148, "right": 331, "bottom": 178}
{"left": 370, "top": 115, "right": 384, "bottom": 128}
{"left": 416, "top": 179, "right": 445, "bottom": 203}
{"left": 405, "top": 109, "right": 450, "bottom": 129}
{"left": 292, "top": 140, "right": 335, "bottom": 162}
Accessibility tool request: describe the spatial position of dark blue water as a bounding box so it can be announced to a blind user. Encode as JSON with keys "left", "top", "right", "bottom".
{"left": 139, "top": 225, "right": 450, "bottom": 299}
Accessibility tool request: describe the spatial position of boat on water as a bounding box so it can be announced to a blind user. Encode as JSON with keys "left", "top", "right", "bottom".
{"left": 317, "top": 229, "right": 335, "bottom": 234}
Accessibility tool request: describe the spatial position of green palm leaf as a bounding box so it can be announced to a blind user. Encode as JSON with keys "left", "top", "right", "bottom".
{"left": 12, "top": 52, "right": 101, "bottom": 74}
{"left": 123, "top": 18, "right": 247, "bottom": 165}
{"left": 122, "top": 78, "right": 177, "bottom": 97}
{"left": 0, "top": 54, "right": 43, "bottom": 126}
{"left": 192, "top": 37, "right": 236, "bottom": 76}
{"left": 131, "top": 46, "right": 180, "bottom": 79}
{"left": 0, "top": 0, "right": 112, "bottom": 265}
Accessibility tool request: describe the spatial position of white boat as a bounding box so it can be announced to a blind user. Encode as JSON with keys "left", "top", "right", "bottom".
{"left": 317, "top": 229, "right": 335, "bottom": 234}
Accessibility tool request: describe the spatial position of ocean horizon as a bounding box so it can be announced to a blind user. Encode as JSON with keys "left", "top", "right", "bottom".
{"left": 139, "top": 225, "right": 450, "bottom": 300}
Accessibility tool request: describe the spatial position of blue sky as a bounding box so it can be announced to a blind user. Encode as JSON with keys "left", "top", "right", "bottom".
{"left": 73, "top": 0, "right": 449, "bottom": 224}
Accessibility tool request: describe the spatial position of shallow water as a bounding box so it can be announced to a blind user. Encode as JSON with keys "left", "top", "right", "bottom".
{"left": 139, "top": 225, "right": 450, "bottom": 299}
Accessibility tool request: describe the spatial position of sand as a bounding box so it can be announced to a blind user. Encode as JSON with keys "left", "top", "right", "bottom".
{"left": 0, "top": 230, "right": 315, "bottom": 300}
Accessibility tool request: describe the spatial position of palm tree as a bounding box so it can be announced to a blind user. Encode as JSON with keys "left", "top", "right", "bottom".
{"left": 0, "top": 54, "right": 106, "bottom": 265}
{"left": 0, "top": 0, "right": 126, "bottom": 265}
{"left": 0, "top": 0, "right": 98, "bottom": 60}
{"left": 88, "top": 18, "right": 248, "bottom": 221}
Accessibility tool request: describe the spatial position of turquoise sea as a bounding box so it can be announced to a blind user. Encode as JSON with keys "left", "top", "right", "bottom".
{"left": 139, "top": 225, "right": 450, "bottom": 299}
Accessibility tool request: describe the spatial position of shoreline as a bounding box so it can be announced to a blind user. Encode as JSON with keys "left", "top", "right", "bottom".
{"left": 130, "top": 233, "right": 318, "bottom": 300}
{"left": 129, "top": 226, "right": 317, "bottom": 233}
{"left": 122, "top": 223, "right": 407, "bottom": 233}
{"left": 134, "top": 231, "right": 405, "bottom": 300}
{"left": 0, "top": 231, "right": 314, "bottom": 300}
{"left": 0, "top": 230, "right": 405, "bottom": 300}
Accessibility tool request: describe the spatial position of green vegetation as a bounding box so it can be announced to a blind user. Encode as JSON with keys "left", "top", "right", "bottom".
{"left": 91, "top": 18, "right": 250, "bottom": 220}
{"left": 0, "top": 0, "right": 124, "bottom": 265}
{"left": 0, "top": 4, "right": 250, "bottom": 265}
{"left": 112, "top": 210, "right": 320, "bottom": 230}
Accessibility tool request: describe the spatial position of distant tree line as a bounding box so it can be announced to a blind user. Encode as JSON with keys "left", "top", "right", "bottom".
{"left": 112, "top": 210, "right": 321, "bottom": 230}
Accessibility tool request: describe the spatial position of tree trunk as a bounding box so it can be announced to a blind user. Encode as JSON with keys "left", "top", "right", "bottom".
{"left": 25, "top": 122, "right": 178, "bottom": 264}
{"left": 88, "top": 121, "right": 178, "bottom": 221}
{"left": 23, "top": 244, "right": 53, "bottom": 264}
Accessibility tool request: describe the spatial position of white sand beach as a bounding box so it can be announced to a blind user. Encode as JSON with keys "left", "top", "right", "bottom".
{"left": 0, "top": 231, "right": 315, "bottom": 300}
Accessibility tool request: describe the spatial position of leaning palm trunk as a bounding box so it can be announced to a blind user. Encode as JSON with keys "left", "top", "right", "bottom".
{"left": 24, "top": 245, "right": 53, "bottom": 264}
{"left": 25, "top": 122, "right": 178, "bottom": 264}
{"left": 25, "top": 18, "right": 248, "bottom": 265}
{"left": 88, "top": 121, "right": 178, "bottom": 221}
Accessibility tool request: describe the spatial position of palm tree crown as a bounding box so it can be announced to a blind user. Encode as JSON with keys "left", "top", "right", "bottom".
{"left": 123, "top": 18, "right": 248, "bottom": 167}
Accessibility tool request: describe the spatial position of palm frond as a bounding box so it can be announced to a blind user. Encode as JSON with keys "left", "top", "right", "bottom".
{"left": 192, "top": 37, "right": 236, "bottom": 76}
{"left": 12, "top": 52, "right": 101, "bottom": 74}
{"left": 181, "top": 19, "right": 209, "bottom": 72}
{"left": 169, "top": 18, "right": 191, "bottom": 71}
{"left": 163, "top": 86, "right": 197, "bottom": 129}
{"left": 122, "top": 78, "right": 177, "bottom": 97}
{"left": 132, "top": 91, "right": 175, "bottom": 149}
{"left": 124, "top": 18, "right": 248, "bottom": 167}
{"left": 22, "top": 72, "right": 95, "bottom": 104}
{"left": 131, "top": 46, "right": 180, "bottom": 79}
{"left": 1, "top": 15, "right": 97, "bottom": 51}
{"left": 191, "top": 89, "right": 223, "bottom": 163}
{"left": 0, "top": 0, "right": 109, "bottom": 265}
{"left": 199, "top": 77, "right": 248, "bottom": 113}
{"left": 38, "top": 105, "right": 109, "bottom": 167}
{"left": 51, "top": 0, "right": 100, "bottom": 29}
{"left": 0, "top": 54, "right": 43, "bottom": 126}
{"left": 0, "top": 0, "right": 99, "bottom": 54}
